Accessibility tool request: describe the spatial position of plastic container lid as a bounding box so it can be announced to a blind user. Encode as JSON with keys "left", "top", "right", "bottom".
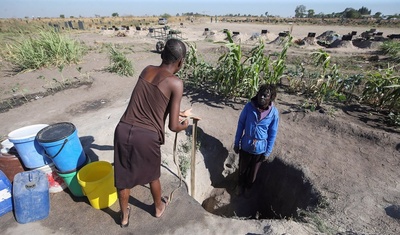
{"left": 8, "top": 124, "right": 49, "bottom": 141}
{"left": 36, "top": 122, "right": 76, "bottom": 143}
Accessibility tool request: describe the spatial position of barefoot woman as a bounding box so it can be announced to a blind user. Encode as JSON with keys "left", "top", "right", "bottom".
{"left": 113, "top": 39, "right": 189, "bottom": 227}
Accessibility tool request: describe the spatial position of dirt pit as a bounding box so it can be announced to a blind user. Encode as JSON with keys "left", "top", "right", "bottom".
{"left": 202, "top": 157, "right": 321, "bottom": 220}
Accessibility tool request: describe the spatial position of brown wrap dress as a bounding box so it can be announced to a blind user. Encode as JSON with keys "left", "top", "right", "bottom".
{"left": 114, "top": 76, "right": 169, "bottom": 189}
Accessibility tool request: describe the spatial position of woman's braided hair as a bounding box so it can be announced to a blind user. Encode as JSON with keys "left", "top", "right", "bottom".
{"left": 161, "top": 39, "right": 186, "bottom": 64}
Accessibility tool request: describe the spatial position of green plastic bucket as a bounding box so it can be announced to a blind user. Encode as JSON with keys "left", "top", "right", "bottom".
{"left": 57, "top": 155, "right": 90, "bottom": 197}
{"left": 57, "top": 170, "right": 83, "bottom": 197}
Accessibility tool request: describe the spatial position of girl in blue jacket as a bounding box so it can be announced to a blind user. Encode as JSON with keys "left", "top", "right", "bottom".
{"left": 234, "top": 84, "right": 279, "bottom": 196}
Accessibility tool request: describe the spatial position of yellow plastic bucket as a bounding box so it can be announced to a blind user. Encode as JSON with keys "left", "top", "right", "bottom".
{"left": 77, "top": 161, "right": 117, "bottom": 209}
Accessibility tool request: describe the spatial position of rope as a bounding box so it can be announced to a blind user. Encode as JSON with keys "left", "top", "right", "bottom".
{"left": 168, "top": 131, "right": 183, "bottom": 203}
{"left": 168, "top": 113, "right": 199, "bottom": 202}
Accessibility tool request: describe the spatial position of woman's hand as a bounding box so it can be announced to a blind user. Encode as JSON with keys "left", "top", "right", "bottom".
{"left": 179, "top": 116, "right": 188, "bottom": 124}
{"left": 180, "top": 118, "right": 189, "bottom": 127}
{"left": 180, "top": 108, "right": 193, "bottom": 118}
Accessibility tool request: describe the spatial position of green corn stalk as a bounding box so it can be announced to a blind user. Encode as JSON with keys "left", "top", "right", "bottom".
{"left": 214, "top": 31, "right": 244, "bottom": 97}
{"left": 268, "top": 34, "right": 292, "bottom": 85}
{"left": 361, "top": 66, "right": 400, "bottom": 113}
{"left": 311, "top": 49, "right": 331, "bottom": 78}
{"left": 179, "top": 42, "right": 213, "bottom": 88}
{"left": 180, "top": 30, "right": 291, "bottom": 99}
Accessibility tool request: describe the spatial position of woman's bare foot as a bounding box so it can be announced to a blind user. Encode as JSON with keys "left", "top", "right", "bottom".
{"left": 120, "top": 206, "right": 131, "bottom": 228}
{"left": 155, "top": 196, "right": 169, "bottom": 218}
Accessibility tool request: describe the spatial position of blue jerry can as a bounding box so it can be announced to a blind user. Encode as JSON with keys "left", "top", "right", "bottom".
{"left": 13, "top": 170, "right": 50, "bottom": 224}
{"left": 0, "top": 170, "right": 13, "bottom": 216}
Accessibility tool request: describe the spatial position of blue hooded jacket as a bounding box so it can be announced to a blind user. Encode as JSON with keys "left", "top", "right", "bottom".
{"left": 234, "top": 101, "right": 279, "bottom": 156}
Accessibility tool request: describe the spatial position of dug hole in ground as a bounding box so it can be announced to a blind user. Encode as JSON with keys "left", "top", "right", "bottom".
{"left": 161, "top": 103, "right": 321, "bottom": 221}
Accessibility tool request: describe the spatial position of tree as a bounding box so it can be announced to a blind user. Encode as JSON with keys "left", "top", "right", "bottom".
{"left": 160, "top": 13, "right": 171, "bottom": 19}
{"left": 60, "top": 14, "right": 65, "bottom": 18}
{"left": 343, "top": 8, "right": 361, "bottom": 18}
{"left": 295, "top": 5, "right": 306, "bottom": 18}
{"left": 111, "top": 12, "right": 119, "bottom": 17}
{"left": 316, "top": 12, "right": 325, "bottom": 18}
{"left": 307, "top": 9, "right": 315, "bottom": 18}
{"left": 374, "top": 12, "right": 382, "bottom": 18}
{"left": 265, "top": 11, "right": 268, "bottom": 17}
{"left": 358, "top": 6, "right": 371, "bottom": 15}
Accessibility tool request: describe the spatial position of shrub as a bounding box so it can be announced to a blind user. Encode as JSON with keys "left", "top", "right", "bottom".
{"left": 380, "top": 40, "right": 400, "bottom": 62}
{"left": 3, "top": 30, "right": 87, "bottom": 72}
{"left": 361, "top": 66, "right": 400, "bottom": 113}
{"left": 106, "top": 46, "right": 134, "bottom": 76}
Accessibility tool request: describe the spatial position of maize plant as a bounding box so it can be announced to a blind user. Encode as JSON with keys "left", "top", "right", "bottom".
{"left": 311, "top": 49, "right": 331, "bottom": 78}
{"left": 180, "top": 30, "right": 291, "bottom": 99}
{"left": 178, "top": 42, "right": 213, "bottom": 88}
{"left": 243, "top": 41, "right": 265, "bottom": 97}
{"left": 214, "top": 31, "right": 245, "bottom": 97}
{"left": 267, "top": 34, "right": 292, "bottom": 85}
{"left": 308, "top": 50, "right": 349, "bottom": 108}
{"left": 361, "top": 66, "right": 400, "bottom": 113}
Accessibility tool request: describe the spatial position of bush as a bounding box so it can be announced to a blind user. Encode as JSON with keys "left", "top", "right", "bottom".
{"left": 361, "top": 66, "right": 400, "bottom": 113}
{"left": 380, "top": 40, "right": 400, "bottom": 62}
{"left": 106, "top": 46, "right": 134, "bottom": 77}
{"left": 3, "top": 30, "right": 87, "bottom": 72}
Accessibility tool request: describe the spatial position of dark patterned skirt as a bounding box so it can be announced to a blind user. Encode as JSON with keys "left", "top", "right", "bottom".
{"left": 113, "top": 122, "right": 161, "bottom": 189}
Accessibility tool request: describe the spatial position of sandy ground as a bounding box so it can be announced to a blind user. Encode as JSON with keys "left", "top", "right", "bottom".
{"left": 0, "top": 20, "right": 400, "bottom": 234}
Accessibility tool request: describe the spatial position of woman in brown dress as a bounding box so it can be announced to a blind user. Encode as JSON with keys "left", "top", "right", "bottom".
{"left": 113, "top": 39, "right": 189, "bottom": 227}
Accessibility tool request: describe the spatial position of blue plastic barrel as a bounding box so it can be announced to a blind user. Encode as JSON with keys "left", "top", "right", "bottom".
{"left": 13, "top": 170, "right": 50, "bottom": 224}
{"left": 0, "top": 170, "right": 13, "bottom": 217}
{"left": 8, "top": 124, "right": 52, "bottom": 169}
{"left": 36, "top": 122, "right": 86, "bottom": 172}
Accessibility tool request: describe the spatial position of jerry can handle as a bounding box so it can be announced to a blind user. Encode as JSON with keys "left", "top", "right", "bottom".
{"left": 26, "top": 172, "right": 36, "bottom": 189}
